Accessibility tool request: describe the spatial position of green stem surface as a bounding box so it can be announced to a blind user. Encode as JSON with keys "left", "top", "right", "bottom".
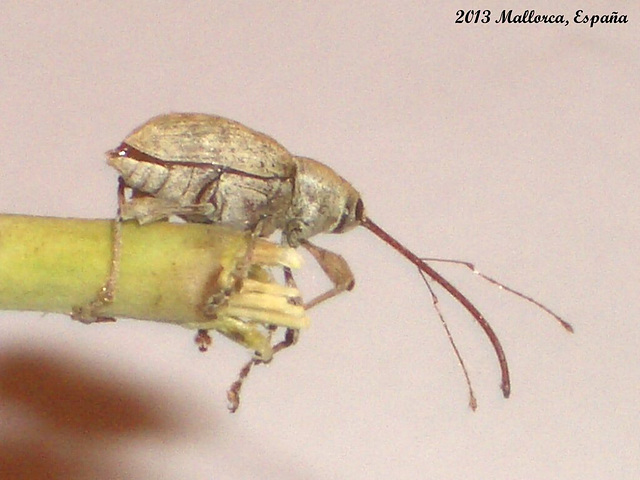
{"left": 0, "top": 215, "right": 294, "bottom": 327}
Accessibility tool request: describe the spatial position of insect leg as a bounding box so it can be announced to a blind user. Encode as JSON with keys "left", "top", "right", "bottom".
{"left": 276, "top": 265, "right": 303, "bottom": 351}
{"left": 198, "top": 219, "right": 268, "bottom": 360}
{"left": 226, "top": 265, "right": 302, "bottom": 413}
{"left": 261, "top": 265, "right": 301, "bottom": 356}
{"left": 101, "top": 176, "right": 127, "bottom": 306}
{"left": 233, "top": 216, "right": 268, "bottom": 287}
{"left": 70, "top": 177, "right": 128, "bottom": 323}
{"left": 299, "top": 240, "right": 355, "bottom": 309}
{"left": 228, "top": 244, "right": 359, "bottom": 411}
{"left": 73, "top": 180, "right": 216, "bottom": 324}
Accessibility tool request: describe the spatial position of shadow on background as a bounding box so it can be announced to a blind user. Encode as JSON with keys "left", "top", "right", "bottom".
{"left": 0, "top": 347, "right": 199, "bottom": 479}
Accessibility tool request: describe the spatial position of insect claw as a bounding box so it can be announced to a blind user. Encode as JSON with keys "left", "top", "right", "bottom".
{"left": 226, "top": 357, "right": 256, "bottom": 413}
{"left": 70, "top": 305, "right": 117, "bottom": 324}
{"left": 195, "top": 329, "right": 213, "bottom": 352}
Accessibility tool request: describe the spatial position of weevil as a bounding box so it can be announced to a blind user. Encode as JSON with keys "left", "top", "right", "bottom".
{"left": 85, "top": 113, "right": 573, "bottom": 411}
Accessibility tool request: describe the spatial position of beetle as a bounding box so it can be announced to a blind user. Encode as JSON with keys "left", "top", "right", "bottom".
{"left": 84, "top": 113, "right": 573, "bottom": 411}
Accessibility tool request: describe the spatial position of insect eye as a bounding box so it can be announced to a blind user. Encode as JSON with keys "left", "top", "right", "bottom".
{"left": 355, "top": 198, "right": 365, "bottom": 221}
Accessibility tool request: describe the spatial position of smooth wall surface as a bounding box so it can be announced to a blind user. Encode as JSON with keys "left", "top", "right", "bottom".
{"left": 0, "top": 2, "right": 638, "bottom": 479}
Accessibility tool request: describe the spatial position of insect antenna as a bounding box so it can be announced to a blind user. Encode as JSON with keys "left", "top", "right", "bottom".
{"left": 419, "top": 269, "right": 477, "bottom": 410}
{"left": 361, "top": 217, "right": 511, "bottom": 398}
{"left": 419, "top": 258, "right": 573, "bottom": 333}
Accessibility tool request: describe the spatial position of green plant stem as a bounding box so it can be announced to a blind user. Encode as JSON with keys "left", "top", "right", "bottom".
{"left": 0, "top": 215, "right": 302, "bottom": 329}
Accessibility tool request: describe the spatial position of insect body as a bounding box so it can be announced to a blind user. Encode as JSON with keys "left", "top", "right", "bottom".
{"left": 105, "top": 113, "right": 573, "bottom": 410}
{"left": 108, "top": 114, "right": 362, "bottom": 246}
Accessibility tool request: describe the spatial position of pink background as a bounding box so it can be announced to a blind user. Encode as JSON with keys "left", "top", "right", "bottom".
{"left": 0, "top": 2, "right": 638, "bottom": 479}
